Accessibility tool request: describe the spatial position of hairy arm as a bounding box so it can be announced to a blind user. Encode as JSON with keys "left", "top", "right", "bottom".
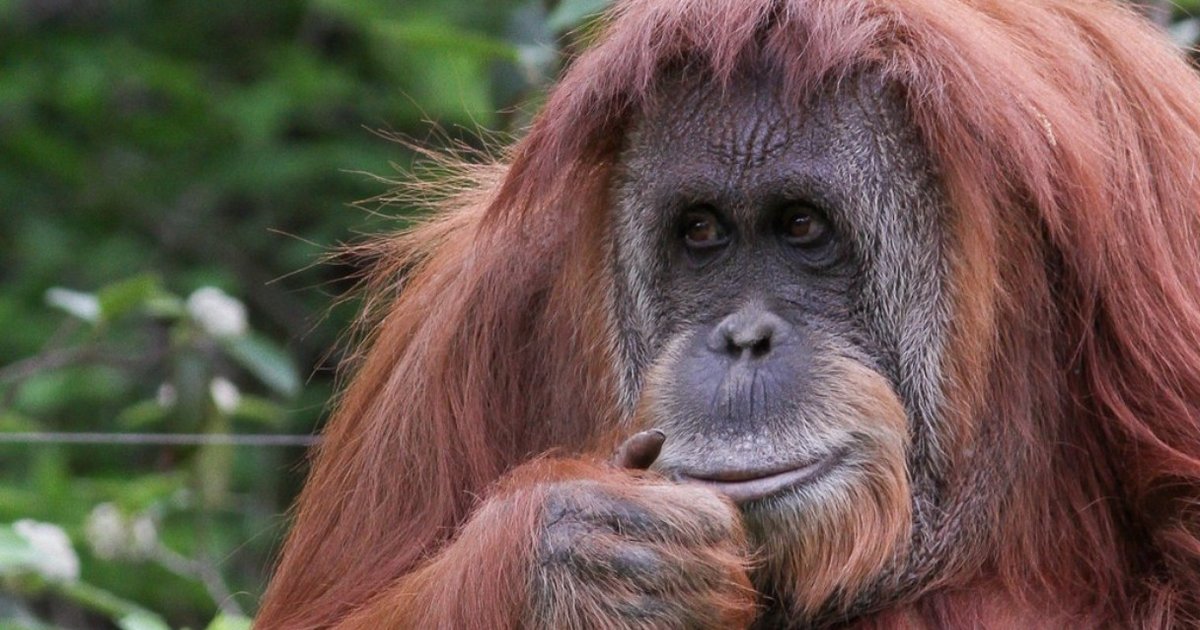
{"left": 332, "top": 457, "right": 756, "bottom": 630}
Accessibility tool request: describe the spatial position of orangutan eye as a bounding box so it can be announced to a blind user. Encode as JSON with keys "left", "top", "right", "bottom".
{"left": 779, "top": 203, "right": 830, "bottom": 247}
{"left": 680, "top": 206, "right": 729, "bottom": 250}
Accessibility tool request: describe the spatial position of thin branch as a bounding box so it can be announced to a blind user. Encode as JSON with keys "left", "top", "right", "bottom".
{"left": 0, "top": 341, "right": 167, "bottom": 385}
{"left": 0, "top": 346, "right": 96, "bottom": 383}
{"left": 153, "top": 543, "right": 244, "bottom": 617}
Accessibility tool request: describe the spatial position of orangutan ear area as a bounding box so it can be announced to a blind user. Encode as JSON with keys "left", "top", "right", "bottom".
{"left": 258, "top": 1, "right": 1200, "bottom": 628}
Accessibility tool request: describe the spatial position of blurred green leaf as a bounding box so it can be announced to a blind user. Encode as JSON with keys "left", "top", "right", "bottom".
{"left": 117, "top": 611, "right": 171, "bottom": 630}
{"left": 233, "top": 395, "right": 286, "bottom": 427}
{"left": 142, "top": 295, "right": 186, "bottom": 319}
{"left": 205, "top": 613, "right": 253, "bottom": 630}
{"left": 0, "top": 411, "right": 40, "bottom": 432}
{"left": 97, "top": 274, "right": 164, "bottom": 322}
{"left": 116, "top": 400, "right": 171, "bottom": 429}
{"left": 14, "top": 366, "right": 132, "bottom": 416}
{"left": 374, "top": 20, "right": 521, "bottom": 61}
{"left": 2, "top": 125, "right": 90, "bottom": 186}
{"left": 89, "top": 473, "right": 188, "bottom": 513}
{"left": 221, "top": 334, "right": 300, "bottom": 398}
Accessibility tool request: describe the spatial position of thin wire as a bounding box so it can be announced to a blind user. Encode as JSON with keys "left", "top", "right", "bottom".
{"left": 0, "top": 432, "right": 320, "bottom": 447}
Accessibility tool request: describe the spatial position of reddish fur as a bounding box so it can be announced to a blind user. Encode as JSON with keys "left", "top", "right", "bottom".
{"left": 330, "top": 459, "right": 756, "bottom": 630}
{"left": 772, "top": 360, "right": 911, "bottom": 615}
{"left": 258, "top": 1, "right": 1200, "bottom": 627}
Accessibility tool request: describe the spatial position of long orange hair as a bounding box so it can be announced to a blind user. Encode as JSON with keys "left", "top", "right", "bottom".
{"left": 259, "top": 1, "right": 1200, "bottom": 626}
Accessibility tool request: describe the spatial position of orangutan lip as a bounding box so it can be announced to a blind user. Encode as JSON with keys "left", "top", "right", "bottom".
{"left": 680, "top": 450, "right": 846, "bottom": 504}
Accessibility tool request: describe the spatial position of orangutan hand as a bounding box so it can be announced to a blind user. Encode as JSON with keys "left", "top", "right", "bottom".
{"left": 527, "top": 431, "right": 757, "bottom": 629}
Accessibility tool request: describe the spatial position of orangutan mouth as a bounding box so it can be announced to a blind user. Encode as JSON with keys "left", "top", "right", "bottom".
{"left": 681, "top": 449, "right": 848, "bottom": 504}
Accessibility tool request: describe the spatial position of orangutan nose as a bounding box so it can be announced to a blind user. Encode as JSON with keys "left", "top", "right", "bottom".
{"left": 706, "top": 305, "right": 791, "bottom": 361}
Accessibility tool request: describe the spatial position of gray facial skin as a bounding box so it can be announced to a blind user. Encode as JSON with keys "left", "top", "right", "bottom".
{"left": 609, "top": 67, "right": 953, "bottom": 622}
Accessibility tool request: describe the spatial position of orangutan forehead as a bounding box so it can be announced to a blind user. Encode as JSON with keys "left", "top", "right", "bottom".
{"left": 617, "top": 70, "right": 931, "bottom": 242}
{"left": 638, "top": 71, "right": 800, "bottom": 167}
{"left": 621, "top": 71, "right": 918, "bottom": 218}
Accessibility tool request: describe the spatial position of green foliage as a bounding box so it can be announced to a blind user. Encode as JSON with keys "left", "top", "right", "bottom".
{"left": 0, "top": 0, "right": 554, "bottom": 626}
{"left": 204, "top": 615, "right": 252, "bottom": 630}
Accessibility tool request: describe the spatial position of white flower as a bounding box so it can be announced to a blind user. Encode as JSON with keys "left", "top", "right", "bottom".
{"left": 13, "top": 520, "right": 79, "bottom": 582}
{"left": 156, "top": 383, "right": 177, "bottom": 408}
{"left": 83, "top": 505, "right": 159, "bottom": 561}
{"left": 130, "top": 516, "right": 158, "bottom": 559}
{"left": 210, "top": 377, "right": 242, "bottom": 414}
{"left": 84, "top": 503, "right": 126, "bottom": 560}
{"left": 186, "top": 287, "right": 248, "bottom": 338}
{"left": 45, "top": 288, "right": 100, "bottom": 323}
